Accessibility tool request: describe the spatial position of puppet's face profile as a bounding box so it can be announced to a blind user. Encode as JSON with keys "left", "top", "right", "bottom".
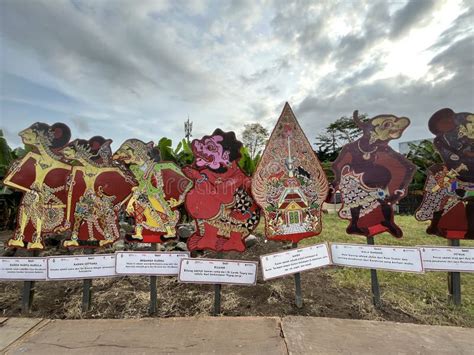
{"left": 459, "top": 115, "right": 474, "bottom": 141}
{"left": 193, "top": 135, "right": 230, "bottom": 170}
{"left": 61, "top": 144, "right": 81, "bottom": 160}
{"left": 114, "top": 140, "right": 151, "bottom": 166}
{"left": 369, "top": 116, "right": 410, "bottom": 144}
{"left": 429, "top": 108, "right": 474, "bottom": 164}
{"left": 19, "top": 127, "right": 41, "bottom": 146}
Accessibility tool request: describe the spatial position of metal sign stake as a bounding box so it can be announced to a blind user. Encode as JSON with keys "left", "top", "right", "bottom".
{"left": 213, "top": 252, "right": 223, "bottom": 316}
{"left": 21, "top": 250, "right": 39, "bottom": 314}
{"left": 82, "top": 248, "right": 94, "bottom": 313}
{"left": 149, "top": 243, "right": 158, "bottom": 315}
{"left": 367, "top": 237, "right": 381, "bottom": 308}
{"left": 448, "top": 239, "right": 461, "bottom": 306}
{"left": 292, "top": 242, "right": 303, "bottom": 308}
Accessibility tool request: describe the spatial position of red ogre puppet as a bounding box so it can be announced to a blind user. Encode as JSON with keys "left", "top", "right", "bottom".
{"left": 183, "top": 129, "right": 260, "bottom": 252}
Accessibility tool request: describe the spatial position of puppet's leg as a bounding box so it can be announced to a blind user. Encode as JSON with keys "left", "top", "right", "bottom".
{"left": 196, "top": 223, "right": 219, "bottom": 251}
{"left": 465, "top": 201, "right": 474, "bottom": 239}
{"left": 347, "top": 207, "right": 369, "bottom": 235}
{"left": 426, "top": 210, "right": 444, "bottom": 236}
{"left": 131, "top": 202, "right": 145, "bottom": 240}
{"left": 64, "top": 213, "right": 82, "bottom": 247}
{"left": 187, "top": 221, "right": 205, "bottom": 251}
{"left": 380, "top": 201, "right": 402, "bottom": 238}
{"left": 28, "top": 213, "right": 44, "bottom": 249}
{"left": 8, "top": 205, "right": 27, "bottom": 247}
{"left": 221, "top": 231, "right": 245, "bottom": 252}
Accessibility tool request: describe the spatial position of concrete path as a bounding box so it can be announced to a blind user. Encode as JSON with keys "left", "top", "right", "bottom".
{"left": 1, "top": 316, "right": 473, "bottom": 354}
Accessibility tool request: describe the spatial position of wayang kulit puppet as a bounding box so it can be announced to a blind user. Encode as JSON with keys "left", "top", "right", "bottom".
{"left": 252, "top": 103, "right": 328, "bottom": 243}
{"left": 416, "top": 108, "right": 473, "bottom": 239}
{"left": 62, "top": 136, "right": 135, "bottom": 247}
{"left": 4, "top": 123, "right": 72, "bottom": 249}
{"left": 183, "top": 129, "right": 260, "bottom": 252}
{"left": 332, "top": 111, "right": 416, "bottom": 238}
{"left": 113, "top": 139, "right": 192, "bottom": 243}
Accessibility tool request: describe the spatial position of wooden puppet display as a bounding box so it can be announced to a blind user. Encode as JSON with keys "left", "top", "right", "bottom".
{"left": 252, "top": 103, "right": 328, "bottom": 243}
{"left": 415, "top": 108, "right": 474, "bottom": 239}
{"left": 113, "top": 139, "right": 192, "bottom": 243}
{"left": 332, "top": 111, "right": 416, "bottom": 238}
{"left": 183, "top": 129, "right": 260, "bottom": 252}
{"left": 4, "top": 123, "right": 72, "bottom": 250}
{"left": 62, "top": 136, "right": 135, "bottom": 248}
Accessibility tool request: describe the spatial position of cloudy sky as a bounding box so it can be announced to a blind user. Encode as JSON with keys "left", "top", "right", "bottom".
{"left": 1, "top": 0, "right": 472, "bottom": 150}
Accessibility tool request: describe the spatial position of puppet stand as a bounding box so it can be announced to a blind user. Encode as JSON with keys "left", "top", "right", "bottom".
{"left": 82, "top": 248, "right": 94, "bottom": 312}
{"left": 448, "top": 239, "right": 461, "bottom": 306}
{"left": 149, "top": 243, "right": 158, "bottom": 315}
{"left": 367, "top": 237, "right": 381, "bottom": 308}
{"left": 292, "top": 243, "right": 303, "bottom": 308}
{"left": 213, "top": 252, "right": 223, "bottom": 316}
{"left": 22, "top": 250, "right": 39, "bottom": 314}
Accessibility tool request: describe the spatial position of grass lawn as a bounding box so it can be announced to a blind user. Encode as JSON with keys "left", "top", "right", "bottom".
{"left": 295, "top": 213, "right": 474, "bottom": 326}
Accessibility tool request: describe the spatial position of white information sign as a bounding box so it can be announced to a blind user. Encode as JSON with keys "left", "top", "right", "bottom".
{"left": 420, "top": 246, "right": 474, "bottom": 272}
{"left": 178, "top": 258, "right": 257, "bottom": 285}
{"left": 0, "top": 257, "right": 48, "bottom": 281}
{"left": 115, "top": 251, "right": 190, "bottom": 275}
{"left": 331, "top": 243, "right": 423, "bottom": 273}
{"left": 47, "top": 254, "right": 116, "bottom": 280}
{"left": 260, "top": 243, "right": 331, "bottom": 280}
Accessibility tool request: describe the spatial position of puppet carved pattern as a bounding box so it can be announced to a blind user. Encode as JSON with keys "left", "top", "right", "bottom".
{"left": 332, "top": 111, "right": 416, "bottom": 238}
{"left": 252, "top": 103, "right": 328, "bottom": 243}
{"left": 62, "top": 137, "right": 135, "bottom": 247}
{"left": 113, "top": 139, "right": 192, "bottom": 243}
{"left": 415, "top": 108, "right": 474, "bottom": 239}
{"left": 4, "top": 123, "right": 72, "bottom": 249}
{"left": 183, "top": 129, "right": 260, "bottom": 252}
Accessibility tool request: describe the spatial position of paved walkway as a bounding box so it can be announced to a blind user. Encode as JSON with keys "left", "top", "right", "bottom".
{"left": 1, "top": 316, "right": 473, "bottom": 354}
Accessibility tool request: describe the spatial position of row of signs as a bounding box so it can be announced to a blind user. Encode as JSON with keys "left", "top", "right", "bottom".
{"left": 1, "top": 244, "right": 473, "bottom": 284}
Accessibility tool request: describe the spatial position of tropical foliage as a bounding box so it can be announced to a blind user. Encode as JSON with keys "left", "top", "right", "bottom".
{"left": 406, "top": 139, "right": 442, "bottom": 191}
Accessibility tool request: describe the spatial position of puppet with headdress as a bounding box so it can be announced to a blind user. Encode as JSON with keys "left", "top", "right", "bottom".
{"left": 4, "top": 122, "right": 72, "bottom": 249}
{"left": 62, "top": 136, "right": 135, "bottom": 247}
{"left": 113, "top": 139, "right": 192, "bottom": 243}
{"left": 416, "top": 108, "right": 474, "bottom": 239}
{"left": 183, "top": 129, "right": 260, "bottom": 252}
{"left": 332, "top": 111, "right": 416, "bottom": 238}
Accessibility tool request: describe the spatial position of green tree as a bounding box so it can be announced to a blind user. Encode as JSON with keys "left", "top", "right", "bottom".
{"left": 157, "top": 137, "right": 194, "bottom": 167}
{"left": 238, "top": 146, "right": 261, "bottom": 175}
{"left": 406, "top": 140, "right": 442, "bottom": 191}
{"left": 242, "top": 123, "right": 269, "bottom": 160}
{"left": 314, "top": 113, "right": 368, "bottom": 161}
{"left": 0, "top": 130, "right": 13, "bottom": 178}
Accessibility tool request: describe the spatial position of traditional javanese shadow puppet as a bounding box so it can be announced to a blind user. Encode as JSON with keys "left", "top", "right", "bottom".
{"left": 415, "top": 108, "right": 473, "bottom": 239}
{"left": 332, "top": 111, "right": 416, "bottom": 238}
{"left": 252, "top": 103, "right": 329, "bottom": 243}
{"left": 113, "top": 139, "right": 192, "bottom": 243}
{"left": 183, "top": 129, "right": 260, "bottom": 252}
{"left": 62, "top": 136, "right": 136, "bottom": 248}
{"left": 4, "top": 123, "right": 72, "bottom": 250}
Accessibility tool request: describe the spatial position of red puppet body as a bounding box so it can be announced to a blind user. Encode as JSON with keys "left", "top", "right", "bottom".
{"left": 183, "top": 129, "right": 260, "bottom": 252}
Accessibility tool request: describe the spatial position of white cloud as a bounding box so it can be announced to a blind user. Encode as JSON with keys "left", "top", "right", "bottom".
{"left": 0, "top": 0, "right": 472, "bottom": 151}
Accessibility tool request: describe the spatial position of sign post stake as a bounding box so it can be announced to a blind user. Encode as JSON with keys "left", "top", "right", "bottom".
{"left": 448, "top": 239, "right": 461, "bottom": 306}
{"left": 292, "top": 242, "right": 303, "bottom": 308}
{"left": 367, "top": 237, "right": 381, "bottom": 308}
{"left": 213, "top": 252, "right": 223, "bottom": 316}
{"left": 82, "top": 248, "right": 94, "bottom": 313}
{"left": 21, "top": 250, "right": 39, "bottom": 314}
{"left": 149, "top": 243, "right": 158, "bottom": 315}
